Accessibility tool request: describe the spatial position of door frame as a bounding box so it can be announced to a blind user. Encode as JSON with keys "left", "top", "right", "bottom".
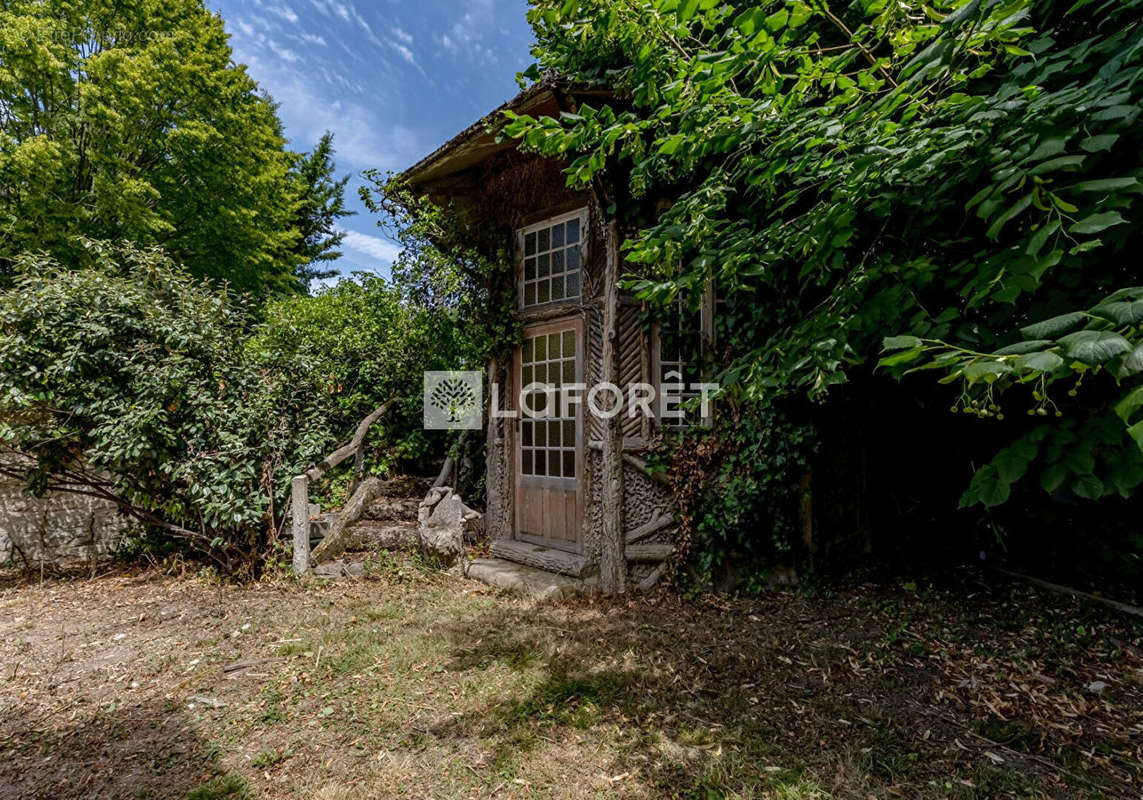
{"left": 512, "top": 315, "right": 584, "bottom": 553}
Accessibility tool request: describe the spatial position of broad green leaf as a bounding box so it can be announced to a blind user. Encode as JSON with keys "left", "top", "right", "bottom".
{"left": 966, "top": 464, "right": 1011, "bottom": 508}
{"left": 1071, "top": 473, "right": 1104, "bottom": 500}
{"left": 1071, "top": 211, "right": 1126, "bottom": 235}
{"left": 659, "top": 134, "right": 685, "bottom": 155}
{"left": 765, "top": 9, "right": 788, "bottom": 31}
{"left": 1020, "top": 311, "right": 1086, "bottom": 339}
{"left": 882, "top": 335, "right": 923, "bottom": 351}
{"left": 963, "top": 360, "right": 1014, "bottom": 383}
{"left": 1129, "top": 421, "right": 1143, "bottom": 453}
{"left": 995, "top": 439, "right": 1038, "bottom": 484}
{"left": 789, "top": 2, "right": 812, "bottom": 27}
{"left": 1069, "top": 177, "right": 1138, "bottom": 192}
{"left": 1124, "top": 343, "right": 1143, "bottom": 374}
{"left": 879, "top": 347, "right": 924, "bottom": 367}
{"left": 1092, "top": 300, "right": 1143, "bottom": 325}
{"left": 995, "top": 339, "right": 1053, "bottom": 355}
{"left": 1017, "top": 351, "right": 1065, "bottom": 372}
{"left": 1115, "top": 386, "right": 1143, "bottom": 424}
{"left": 1058, "top": 330, "right": 1132, "bottom": 364}
{"left": 1040, "top": 463, "right": 1069, "bottom": 493}
{"left": 1080, "top": 134, "right": 1119, "bottom": 152}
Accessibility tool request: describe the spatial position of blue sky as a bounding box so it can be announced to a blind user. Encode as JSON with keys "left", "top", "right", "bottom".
{"left": 206, "top": 0, "right": 535, "bottom": 283}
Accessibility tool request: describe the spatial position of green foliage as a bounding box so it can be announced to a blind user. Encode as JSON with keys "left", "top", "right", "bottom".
{"left": 251, "top": 273, "right": 471, "bottom": 478}
{"left": 0, "top": 243, "right": 329, "bottom": 572}
{"left": 661, "top": 399, "right": 816, "bottom": 587}
{"left": 883, "top": 284, "right": 1143, "bottom": 505}
{"left": 0, "top": 0, "right": 313, "bottom": 293}
{"left": 359, "top": 175, "right": 521, "bottom": 365}
{"left": 508, "top": 0, "right": 1143, "bottom": 536}
{"left": 288, "top": 132, "right": 353, "bottom": 291}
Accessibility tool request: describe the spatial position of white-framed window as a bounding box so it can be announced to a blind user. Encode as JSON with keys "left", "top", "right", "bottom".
{"left": 518, "top": 208, "right": 587, "bottom": 308}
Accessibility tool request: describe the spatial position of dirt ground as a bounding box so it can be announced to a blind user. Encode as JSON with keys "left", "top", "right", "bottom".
{"left": 1, "top": 556, "right": 1141, "bottom": 800}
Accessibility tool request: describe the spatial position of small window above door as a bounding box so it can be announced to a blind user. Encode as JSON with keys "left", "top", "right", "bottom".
{"left": 519, "top": 208, "right": 586, "bottom": 308}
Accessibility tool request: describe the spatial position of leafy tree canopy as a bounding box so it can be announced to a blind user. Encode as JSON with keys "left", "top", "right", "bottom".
{"left": 0, "top": 0, "right": 347, "bottom": 294}
{"left": 506, "top": 0, "right": 1142, "bottom": 508}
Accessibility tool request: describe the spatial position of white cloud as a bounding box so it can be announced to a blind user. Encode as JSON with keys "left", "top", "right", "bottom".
{"left": 267, "top": 4, "right": 299, "bottom": 24}
{"left": 300, "top": 33, "right": 327, "bottom": 46}
{"left": 309, "top": 0, "right": 350, "bottom": 21}
{"left": 339, "top": 230, "right": 402, "bottom": 263}
{"left": 391, "top": 41, "right": 417, "bottom": 67}
{"left": 437, "top": 0, "right": 499, "bottom": 63}
{"left": 392, "top": 27, "right": 413, "bottom": 45}
{"left": 268, "top": 40, "right": 300, "bottom": 63}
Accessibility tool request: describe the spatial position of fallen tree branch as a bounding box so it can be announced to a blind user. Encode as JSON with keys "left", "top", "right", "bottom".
{"left": 309, "top": 477, "right": 387, "bottom": 564}
{"left": 304, "top": 399, "right": 396, "bottom": 482}
{"left": 991, "top": 567, "right": 1143, "bottom": 620}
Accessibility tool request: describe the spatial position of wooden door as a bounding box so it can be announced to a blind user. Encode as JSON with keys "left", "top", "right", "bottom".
{"left": 514, "top": 317, "right": 583, "bottom": 552}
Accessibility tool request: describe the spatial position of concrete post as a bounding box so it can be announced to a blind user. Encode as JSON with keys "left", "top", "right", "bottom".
{"left": 291, "top": 474, "right": 310, "bottom": 574}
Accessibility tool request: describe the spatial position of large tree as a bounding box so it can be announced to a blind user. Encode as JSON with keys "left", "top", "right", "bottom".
{"left": 0, "top": 0, "right": 311, "bottom": 294}
{"left": 288, "top": 131, "right": 353, "bottom": 291}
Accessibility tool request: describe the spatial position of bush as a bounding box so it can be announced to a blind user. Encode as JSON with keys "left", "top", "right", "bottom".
{"left": 0, "top": 243, "right": 329, "bottom": 572}
{"left": 251, "top": 273, "right": 473, "bottom": 483}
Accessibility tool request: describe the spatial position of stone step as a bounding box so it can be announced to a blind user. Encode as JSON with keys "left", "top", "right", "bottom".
{"left": 465, "top": 558, "right": 596, "bottom": 601}
{"left": 341, "top": 519, "right": 418, "bottom": 551}
{"left": 489, "top": 539, "right": 593, "bottom": 578}
{"left": 362, "top": 495, "right": 420, "bottom": 523}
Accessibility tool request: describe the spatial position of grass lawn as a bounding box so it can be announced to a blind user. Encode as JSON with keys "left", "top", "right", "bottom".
{"left": 0, "top": 554, "right": 1140, "bottom": 799}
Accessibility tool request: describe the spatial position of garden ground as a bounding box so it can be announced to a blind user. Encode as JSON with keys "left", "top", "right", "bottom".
{"left": 1, "top": 554, "right": 1141, "bottom": 799}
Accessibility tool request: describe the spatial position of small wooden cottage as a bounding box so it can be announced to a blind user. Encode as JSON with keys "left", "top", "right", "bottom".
{"left": 402, "top": 76, "right": 709, "bottom": 593}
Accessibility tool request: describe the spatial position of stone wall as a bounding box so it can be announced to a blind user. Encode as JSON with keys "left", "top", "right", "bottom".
{"left": 0, "top": 476, "right": 128, "bottom": 564}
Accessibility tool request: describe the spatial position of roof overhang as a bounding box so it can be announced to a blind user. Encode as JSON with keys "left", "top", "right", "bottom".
{"left": 400, "top": 76, "right": 616, "bottom": 195}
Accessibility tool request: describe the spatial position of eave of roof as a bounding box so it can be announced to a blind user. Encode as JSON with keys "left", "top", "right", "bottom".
{"left": 399, "top": 73, "right": 616, "bottom": 192}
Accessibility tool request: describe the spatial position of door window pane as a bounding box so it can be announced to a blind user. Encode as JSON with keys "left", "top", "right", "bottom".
{"left": 519, "top": 327, "right": 578, "bottom": 480}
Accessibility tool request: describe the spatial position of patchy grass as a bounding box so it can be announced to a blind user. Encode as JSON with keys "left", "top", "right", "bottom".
{"left": 0, "top": 560, "right": 1140, "bottom": 799}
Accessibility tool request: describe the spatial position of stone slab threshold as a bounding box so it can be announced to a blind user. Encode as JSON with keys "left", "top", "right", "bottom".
{"left": 463, "top": 558, "right": 598, "bottom": 601}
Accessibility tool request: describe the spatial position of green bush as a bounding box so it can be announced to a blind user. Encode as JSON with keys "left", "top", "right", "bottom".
{"left": 251, "top": 273, "right": 473, "bottom": 483}
{"left": 0, "top": 242, "right": 331, "bottom": 572}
